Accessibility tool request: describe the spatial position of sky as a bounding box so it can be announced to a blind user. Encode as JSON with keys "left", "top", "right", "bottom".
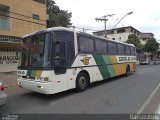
{"left": 54, "top": 0, "right": 160, "bottom": 41}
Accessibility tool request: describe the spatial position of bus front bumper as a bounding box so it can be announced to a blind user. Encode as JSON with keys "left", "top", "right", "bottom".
{"left": 18, "top": 80, "right": 54, "bottom": 94}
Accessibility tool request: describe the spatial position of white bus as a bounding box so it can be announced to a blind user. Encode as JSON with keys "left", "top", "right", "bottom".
{"left": 17, "top": 27, "right": 137, "bottom": 94}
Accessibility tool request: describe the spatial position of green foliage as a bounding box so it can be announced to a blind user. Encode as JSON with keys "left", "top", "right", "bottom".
{"left": 47, "top": 0, "right": 72, "bottom": 28}
{"left": 144, "top": 38, "right": 159, "bottom": 53}
{"left": 125, "top": 34, "right": 143, "bottom": 52}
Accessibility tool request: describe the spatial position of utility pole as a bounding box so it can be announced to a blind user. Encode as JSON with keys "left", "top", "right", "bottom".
{"left": 95, "top": 14, "right": 115, "bottom": 38}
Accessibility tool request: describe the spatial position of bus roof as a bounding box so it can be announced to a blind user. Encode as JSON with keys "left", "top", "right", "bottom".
{"left": 22, "top": 27, "right": 74, "bottom": 38}
{"left": 22, "top": 27, "right": 135, "bottom": 47}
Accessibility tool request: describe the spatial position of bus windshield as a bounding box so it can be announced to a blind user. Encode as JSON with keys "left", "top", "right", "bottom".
{"left": 19, "top": 33, "right": 52, "bottom": 69}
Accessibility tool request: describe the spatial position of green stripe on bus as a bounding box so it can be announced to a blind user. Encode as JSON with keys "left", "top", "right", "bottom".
{"left": 93, "top": 55, "right": 111, "bottom": 79}
{"left": 27, "top": 70, "right": 36, "bottom": 77}
{"left": 107, "top": 65, "right": 115, "bottom": 77}
{"left": 103, "top": 56, "right": 116, "bottom": 77}
{"left": 27, "top": 70, "right": 32, "bottom": 76}
{"left": 31, "top": 71, "right": 36, "bottom": 77}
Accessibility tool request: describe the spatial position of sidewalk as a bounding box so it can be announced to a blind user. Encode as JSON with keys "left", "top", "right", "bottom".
{"left": 0, "top": 72, "right": 17, "bottom": 86}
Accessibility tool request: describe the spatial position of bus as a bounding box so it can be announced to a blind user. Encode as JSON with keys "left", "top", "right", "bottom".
{"left": 17, "top": 27, "right": 137, "bottom": 94}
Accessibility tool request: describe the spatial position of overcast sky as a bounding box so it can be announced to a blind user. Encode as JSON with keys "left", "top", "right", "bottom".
{"left": 54, "top": 0, "right": 160, "bottom": 41}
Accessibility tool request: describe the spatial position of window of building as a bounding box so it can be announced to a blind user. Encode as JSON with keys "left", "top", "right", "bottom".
{"left": 142, "top": 38, "right": 147, "bottom": 41}
{"left": 117, "top": 28, "right": 125, "bottom": 33}
{"left": 110, "top": 30, "right": 114, "bottom": 34}
{"left": 33, "top": 0, "right": 46, "bottom": 4}
{"left": 117, "top": 44, "right": 125, "bottom": 55}
{"left": 108, "top": 42, "right": 117, "bottom": 54}
{"left": 32, "top": 14, "right": 40, "bottom": 20}
{"left": 0, "top": 4, "right": 10, "bottom": 30}
{"left": 78, "top": 35, "right": 94, "bottom": 53}
{"left": 96, "top": 40, "right": 107, "bottom": 54}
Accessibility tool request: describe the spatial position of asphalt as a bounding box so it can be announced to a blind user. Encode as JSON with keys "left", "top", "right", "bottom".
{"left": 0, "top": 64, "right": 160, "bottom": 114}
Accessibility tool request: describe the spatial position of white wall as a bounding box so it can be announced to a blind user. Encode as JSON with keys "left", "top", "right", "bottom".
{"left": 0, "top": 52, "right": 18, "bottom": 72}
{"left": 140, "top": 39, "right": 147, "bottom": 45}
{"left": 107, "top": 32, "right": 131, "bottom": 42}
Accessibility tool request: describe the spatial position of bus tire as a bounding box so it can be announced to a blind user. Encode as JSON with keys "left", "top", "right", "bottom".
{"left": 125, "top": 65, "right": 130, "bottom": 76}
{"left": 75, "top": 72, "right": 89, "bottom": 92}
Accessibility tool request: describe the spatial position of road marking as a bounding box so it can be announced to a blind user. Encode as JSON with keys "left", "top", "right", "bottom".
{"left": 155, "top": 104, "right": 160, "bottom": 114}
{"left": 137, "top": 83, "right": 160, "bottom": 114}
{"left": 155, "top": 104, "right": 160, "bottom": 120}
{"left": 156, "top": 104, "right": 160, "bottom": 114}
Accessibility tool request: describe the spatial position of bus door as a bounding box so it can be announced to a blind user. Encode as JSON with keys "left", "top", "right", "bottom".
{"left": 53, "top": 40, "right": 68, "bottom": 92}
{"left": 54, "top": 41, "right": 67, "bottom": 74}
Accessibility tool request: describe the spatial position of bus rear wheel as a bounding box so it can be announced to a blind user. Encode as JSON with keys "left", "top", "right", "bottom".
{"left": 76, "top": 72, "right": 89, "bottom": 92}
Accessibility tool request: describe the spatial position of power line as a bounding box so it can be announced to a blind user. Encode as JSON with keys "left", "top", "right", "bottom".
{"left": 0, "top": 8, "right": 46, "bottom": 22}
{"left": 0, "top": 13, "right": 46, "bottom": 26}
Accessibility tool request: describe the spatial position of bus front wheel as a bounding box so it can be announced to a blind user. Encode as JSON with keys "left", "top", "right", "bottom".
{"left": 75, "top": 72, "right": 89, "bottom": 92}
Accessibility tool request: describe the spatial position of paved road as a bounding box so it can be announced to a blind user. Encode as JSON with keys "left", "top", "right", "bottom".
{"left": 0, "top": 65, "right": 160, "bottom": 114}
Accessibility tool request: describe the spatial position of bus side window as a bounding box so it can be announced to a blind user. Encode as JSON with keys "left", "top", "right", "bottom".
{"left": 54, "top": 31, "right": 75, "bottom": 67}
{"left": 78, "top": 36, "right": 94, "bottom": 53}
{"left": 117, "top": 44, "right": 125, "bottom": 55}
{"left": 55, "top": 41, "right": 65, "bottom": 59}
{"left": 96, "top": 40, "right": 107, "bottom": 54}
{"left": 55, "top": 41, "right": 60, "bottom": 58}
{"left": 108, "top": 42, "right": 117, "bottom": 55}
{"left": 125, "top": 46, "right": 131, "bottom": 55}
{"left": 54, "top": 41, "right": 66, "bottom": 74}
{"left": 130, "top": 47, "right": 135, "bottom": 55}
{"left": 55, "top": 41, "right": 66, "bottom": 66}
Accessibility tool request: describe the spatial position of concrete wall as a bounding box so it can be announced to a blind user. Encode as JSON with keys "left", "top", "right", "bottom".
{"left": 107, "top": 32, "right": 131, "bottom": 42}
{"left": 0, "top": 0, "right": 46, "bottom": 37}
{"left": 0, "top": 52, "right": 18, "bottom": 72}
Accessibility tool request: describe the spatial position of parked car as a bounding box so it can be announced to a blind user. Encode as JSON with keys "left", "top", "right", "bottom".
{"left": 153, "top": 59, "right": 160, "bottom": 65}
{"left": 0, "top": 81, "right": 7, "bottom": 107}
{"left": 140, "top": 60, "right": 150, "bottom": 65}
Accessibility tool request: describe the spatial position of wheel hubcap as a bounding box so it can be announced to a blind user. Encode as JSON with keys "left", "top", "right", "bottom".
{"left": 79, "top": 76, "right": 86, "bottom": 89}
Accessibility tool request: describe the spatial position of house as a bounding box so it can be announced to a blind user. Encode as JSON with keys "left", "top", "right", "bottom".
{"left": 93, "top": 26, "right": 141, "bottom": 42}
{"left": 138, "top": 33, "right": 154, "bottom": 45}
{"left": 0, "top": 0, "right": 47, "bottom": 72}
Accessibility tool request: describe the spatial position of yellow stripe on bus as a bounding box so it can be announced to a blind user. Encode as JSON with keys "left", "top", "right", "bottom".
{"left": 36, "top": 71, "right": 43, "bottom": 78}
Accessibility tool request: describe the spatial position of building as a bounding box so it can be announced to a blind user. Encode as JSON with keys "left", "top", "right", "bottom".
{"left": 138, "top": 33, "right": 154, "bottom": 45}
{"left": 93, "top": 26, "right": 141, "bottom": 42}
{"left": 0, "top": 0, "right": 47, "bottom": 72}
{"left": 93, "top": 26, "right": 154, "bottom": 45}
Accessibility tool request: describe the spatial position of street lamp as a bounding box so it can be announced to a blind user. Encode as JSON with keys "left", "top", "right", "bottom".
{"left": 95, "top": 14, "right": 115, "bottom": 38}
{"left": 112, "top": 12, "right": 133, "bottom": 29}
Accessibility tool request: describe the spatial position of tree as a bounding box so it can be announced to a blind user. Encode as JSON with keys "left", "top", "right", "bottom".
{"left": 47, "top": 0, "right": 72, "bottom": 28}
{"left": 125, "top": 34, "right": 144, "bottom": 52}
{"left": 144, "top": 38, "right": 159, "bottom": 54}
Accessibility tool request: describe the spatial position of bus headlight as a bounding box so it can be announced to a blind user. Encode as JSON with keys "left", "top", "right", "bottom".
{"left": 37, "top": 85, "right": 44, "bottom": 89}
